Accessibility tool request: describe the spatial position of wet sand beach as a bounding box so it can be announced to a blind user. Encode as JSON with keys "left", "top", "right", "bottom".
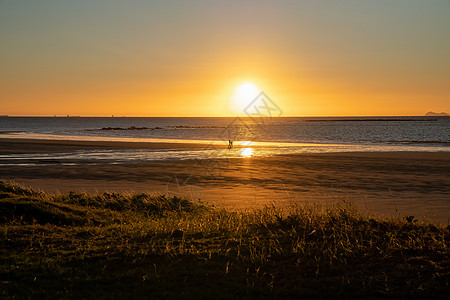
{"left": 0, "top": 137, "right": 217, "bottom": 154}
{"left": 1, "top": 138, "right": 449, "bottom": 223}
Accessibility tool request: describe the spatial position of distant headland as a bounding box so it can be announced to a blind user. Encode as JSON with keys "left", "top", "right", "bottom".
{"left": 425, "top": 111, "right": 449, "bottom": 117}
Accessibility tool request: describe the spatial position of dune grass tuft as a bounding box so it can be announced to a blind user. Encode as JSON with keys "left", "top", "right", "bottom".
{"left": 0, "top": 180, "right": 448, "bottom": 299}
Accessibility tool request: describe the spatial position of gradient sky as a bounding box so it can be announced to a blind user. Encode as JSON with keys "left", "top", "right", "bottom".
{"left": 1, "top": 0, "right": 449, "bottom": 116}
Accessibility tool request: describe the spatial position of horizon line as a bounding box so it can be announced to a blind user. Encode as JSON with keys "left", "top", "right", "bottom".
{"left": 1, "top": 114, "right": 447, "bottom": 118}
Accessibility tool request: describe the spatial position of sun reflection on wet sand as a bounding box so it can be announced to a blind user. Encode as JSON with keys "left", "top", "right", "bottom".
{"left": 240, "top": 147, "right": 254, "bottom": 158}
{"left": 239, "top": 141, "right": 254, "bottom": 157}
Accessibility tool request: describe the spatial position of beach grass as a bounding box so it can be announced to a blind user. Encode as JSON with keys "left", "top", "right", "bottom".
{"left": 0, "top": 180, "right": 448, "bottom": 299}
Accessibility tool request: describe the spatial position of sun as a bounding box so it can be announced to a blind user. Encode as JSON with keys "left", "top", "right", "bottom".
{"left": 231, "top": 82, "right": 261, "bottom": 113}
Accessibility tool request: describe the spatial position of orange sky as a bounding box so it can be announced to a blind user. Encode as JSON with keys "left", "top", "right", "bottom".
{"left": 1, "top": 1, "right": 449, "bottom": 117}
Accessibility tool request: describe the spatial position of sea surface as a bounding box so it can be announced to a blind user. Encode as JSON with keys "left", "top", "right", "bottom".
{"left": 1, "top": 116, "right": 449, "bottom": 163}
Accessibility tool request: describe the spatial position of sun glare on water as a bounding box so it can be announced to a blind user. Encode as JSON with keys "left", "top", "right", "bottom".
{"left": 240, "top": 147, "right": 254, "bottom": 158}
{"left": 231, "top": 82, "right": 261, "bottom": 113}
{"left": 239, "top": 141, "right": 254, "bottom": 158}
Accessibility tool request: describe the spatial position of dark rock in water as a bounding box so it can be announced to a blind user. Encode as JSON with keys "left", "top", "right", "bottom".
{"left": 100, "top": 126, "right": 151, "bottom": 131}
{"left": 425, "top": 111, "right": 449, "bottom": 117}
{"left": 101, "top": 127, "right": 123, "bottom": 130}
{"left": 171, "top": 229, "right": 184, "bottom": 238}
{"left": 128, "top": 126, "right": 150, "bottom": 130}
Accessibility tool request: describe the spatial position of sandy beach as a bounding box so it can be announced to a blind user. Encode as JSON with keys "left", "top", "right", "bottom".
{"left": 1, "top": 138, "right": 449, "bottom": 223}
{"left": 0, "top": 137, "right": 219, "bottom": 154}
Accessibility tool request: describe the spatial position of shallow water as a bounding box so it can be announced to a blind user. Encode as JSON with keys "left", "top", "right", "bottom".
{"left": 1, "top": 116, "right": 450, "bottom": 165}
{"left": 1, "top": 116, "right": 449, "bottom": 146}
{"left": 1, "top": 132, "right": 450, "bottom": 166}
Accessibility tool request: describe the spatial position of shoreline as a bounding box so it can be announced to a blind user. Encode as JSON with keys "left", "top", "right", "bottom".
{"left": 0, "top": 137, "right": 449, "bottom": 224}
{"left": 0, "top": 137, "right": 216, "bottom": 154}
{"left": 1, "top": 135, "right": 450, "bottom": 156}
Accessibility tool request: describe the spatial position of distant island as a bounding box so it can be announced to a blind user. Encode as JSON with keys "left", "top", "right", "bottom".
{"left": 425, "top": 111, "right": 449, "bottom": 117}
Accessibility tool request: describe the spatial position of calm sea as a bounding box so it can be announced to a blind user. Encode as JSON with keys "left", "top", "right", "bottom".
{"left": 0, "top": 116, "right": 449, "bottom": 163}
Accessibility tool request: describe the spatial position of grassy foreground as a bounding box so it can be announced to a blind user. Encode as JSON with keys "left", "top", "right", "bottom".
{"left": 0, "top": 181, "right": 448, "bottom": 299}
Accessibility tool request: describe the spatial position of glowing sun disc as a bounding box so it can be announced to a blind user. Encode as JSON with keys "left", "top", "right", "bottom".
{"left": 232, "top": 83, "right": 261, "bottom": 113}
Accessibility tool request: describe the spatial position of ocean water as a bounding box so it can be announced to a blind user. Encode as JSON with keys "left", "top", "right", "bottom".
{"left": 1, "top": 116, "right": 449, "bottom": 145}
{"left": 0, "top": 116, "right": 449, "bottom": 163}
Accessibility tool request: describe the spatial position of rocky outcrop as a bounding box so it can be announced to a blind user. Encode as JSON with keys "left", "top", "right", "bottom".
{"left": 425, "top": 111, "right": 449, "bottom": 117}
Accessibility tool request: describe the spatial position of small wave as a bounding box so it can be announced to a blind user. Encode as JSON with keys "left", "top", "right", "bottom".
{"left": 85, "top": 126, "right": 164, "bottom": 131}
{"left": 394, "top": 141, "right": 450, "bottom": 146}
{"left": 173, "top": 125, "right": 228, "bottom": 129}
{"left": 0, "top": 131, "right": 25, "bottom": 134}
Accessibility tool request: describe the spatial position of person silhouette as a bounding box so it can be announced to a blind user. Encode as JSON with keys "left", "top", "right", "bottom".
{"left": 228, "top": 140, "right": 233, "bottom": 149}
